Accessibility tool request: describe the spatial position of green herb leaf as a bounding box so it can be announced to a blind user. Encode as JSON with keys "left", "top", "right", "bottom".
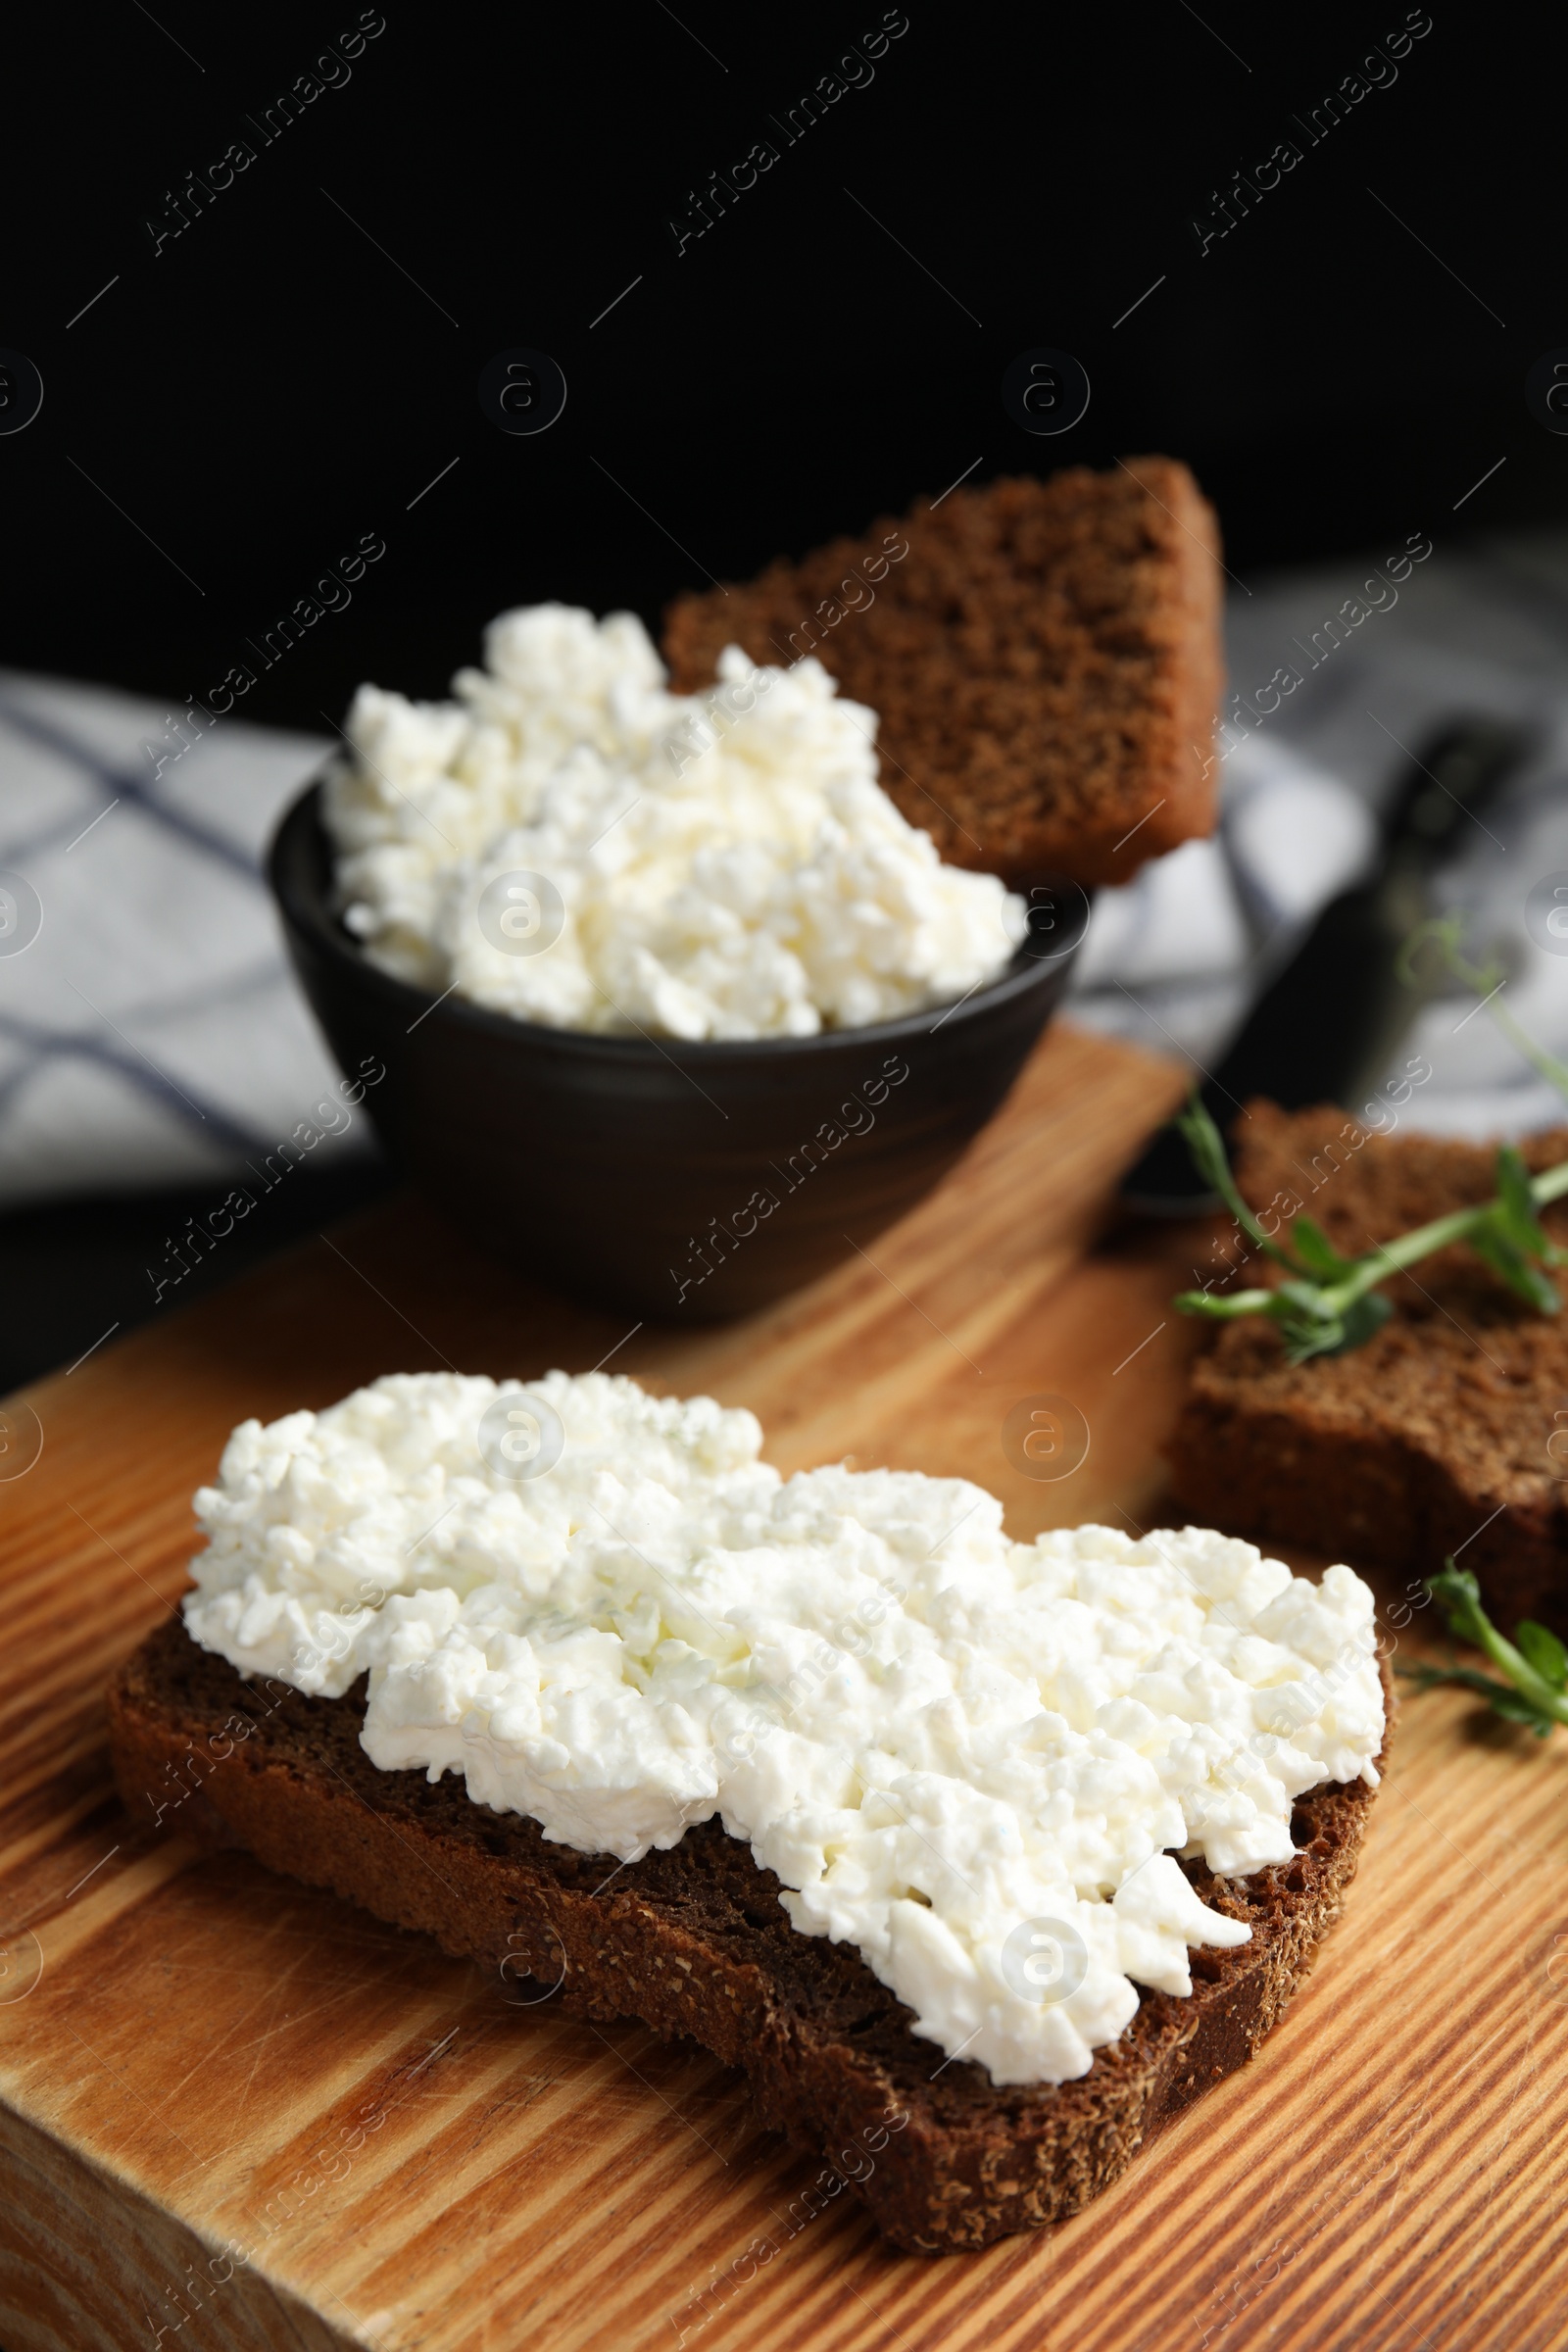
{"left": 1405, "top": 1561, "right": 1568, "bottom": 1738}
{"left": 1279, "top": 1317, "right": 1343, "bottom": 1365}
{"left": 1175, "top": 1094, "right": 1304, "bottom": 1272}
{"left": 1174, "top": 1094, "right": 1237, "bottom": 1200}
{"left": 1286, "top": 1214, "right": 1357, "bottom": 1281}
{"left": 1481, "top": 1689, "right": 1559, "bottom": 1734}
{"left": 1324, "top": 1292, "right": 1394, "bottom": 1352}
{"left": 1494, "top": 1146, "right": 1567, "bottom": 1281}
{"left": 1275, "top": 1290, "right": 1394, "bottom": 1365}
{"left": 1271, "top": 1279, "right": 1336, "bottom": 1321}
{"left": 1396, "top": 1660, "right": 1558, "bottom": 1733}
{"left": 1397, "top": 1662, "right": 1505, "bottom": 1701}
{"left": 1267, "top": 1280, "right": 1343, "bottom": 1365}
{"left": 1467, "top": 1214, "right": 1561, "bottom": 1314}
{"left": 1427, "top": 1562, "right": 1489, "bottom": 1642}
{"left": 1401, "top": 914, "right": 1568, "bottom": 1110}
{"left": 1515, "top": 1618, "right": 1568, "bottom": 1691}
{"left": 1494, "top": 1145, "right": 1554, "bottom": 1255}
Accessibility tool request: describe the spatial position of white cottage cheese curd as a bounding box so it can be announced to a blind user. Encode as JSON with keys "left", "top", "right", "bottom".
{"left": 323, "top": 608, "right": 1025, "bottom": 1040}
{"left": 182, "top": 1371, "right": 1385, "bottom": 2086}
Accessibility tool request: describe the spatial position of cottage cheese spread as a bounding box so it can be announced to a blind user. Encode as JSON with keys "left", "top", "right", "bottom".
{"left": 182, "top": 1372, "right": 1385, "bottom": 2086}
{"left": 323, "top": 607, "right": 1024, "bottom": 1040}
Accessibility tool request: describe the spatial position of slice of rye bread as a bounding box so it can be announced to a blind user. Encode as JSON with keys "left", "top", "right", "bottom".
{"left": 661, "top": 458, "right": 1223, "bottom": 889}
{"left": 1170, "top": 1102, "right": 1568, "bottom": 1636}
{"left": 108, "top": 1616, "right": 1389, "bottom": 2255}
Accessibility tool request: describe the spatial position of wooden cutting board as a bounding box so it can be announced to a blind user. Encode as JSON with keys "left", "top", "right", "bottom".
{"left": 2, "top": 1021, "right": 1566, "bottom": 2352}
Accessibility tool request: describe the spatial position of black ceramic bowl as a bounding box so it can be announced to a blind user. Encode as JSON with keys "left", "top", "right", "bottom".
{"left": 269, "top": 777, "right": 1083, "bottom": 1320}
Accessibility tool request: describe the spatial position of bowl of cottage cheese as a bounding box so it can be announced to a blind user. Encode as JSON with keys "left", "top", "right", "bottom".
{"left": 269, "top": 605, "right": 1083, "bottom": 1317}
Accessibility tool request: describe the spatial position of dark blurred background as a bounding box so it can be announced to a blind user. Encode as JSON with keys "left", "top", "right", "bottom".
{"left": 2, "top": 0, "right": 1565, "bottom": 1386}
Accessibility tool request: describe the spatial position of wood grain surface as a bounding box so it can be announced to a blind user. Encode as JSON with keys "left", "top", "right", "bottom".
{"left": 2, "top": 1021, "right": 1567, "bottom": 2352}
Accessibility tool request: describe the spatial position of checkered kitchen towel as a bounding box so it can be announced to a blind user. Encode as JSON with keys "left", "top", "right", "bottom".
{"left": 0, "top": 671, "right": 351, "bottom": 1208}
{"left": 4, "top": 530, "right": 1568, "bottom": 1212}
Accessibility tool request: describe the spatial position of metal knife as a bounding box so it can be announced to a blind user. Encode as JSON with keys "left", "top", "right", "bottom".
{"left": 1118, "top": 716, "right": 1532, "bottom": 1213}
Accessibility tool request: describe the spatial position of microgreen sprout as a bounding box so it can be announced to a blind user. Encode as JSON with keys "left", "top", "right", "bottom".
{"left": 1171, "top": 1092, "right": 1568, "bottom": 1363}
{"left": 1171, "top": 915, "right": 1568, "bottom": 1362}
{"left": 1397, "top": 913, "right": 1568, "bottom": 1107}
{"left": 1396, "top": 1562, "right": 1568, "bottom": 1737}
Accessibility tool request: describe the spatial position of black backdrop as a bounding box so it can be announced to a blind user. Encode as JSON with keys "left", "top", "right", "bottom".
{"left": 2, "top": 0, "right": 1565, "bottom": 1385}
{"left": 6, "top": 2, "right": 1564, "bottom": 723}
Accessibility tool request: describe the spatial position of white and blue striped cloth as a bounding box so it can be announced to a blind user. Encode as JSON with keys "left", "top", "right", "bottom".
{"left": 3, "top": 531, "right": 1568, "bottom": 1209}
{"left": 0, "top": 673, "right": 349, "bottom": 1208}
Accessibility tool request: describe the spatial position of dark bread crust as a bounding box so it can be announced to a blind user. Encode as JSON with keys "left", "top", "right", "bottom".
{"left": 1170, "top": 1104, "right": 1568, "bottom": 1636}
{"left": 661, "top": 459, "right": 1223, "bottom": 889}
{"left": 108, "top": 1617, "right": 1386, "bottom": 2254}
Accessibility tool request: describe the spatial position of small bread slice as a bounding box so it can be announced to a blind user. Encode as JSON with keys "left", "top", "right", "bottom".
{"left": 109, "top": 1617, "right": 1386, "bottom": 2254}
{"left": 662, "top": 459, "right": 1223, "bottom": 887}
{"left": 1171, "top": 1102, "right": 1568, "bottom": 1636}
